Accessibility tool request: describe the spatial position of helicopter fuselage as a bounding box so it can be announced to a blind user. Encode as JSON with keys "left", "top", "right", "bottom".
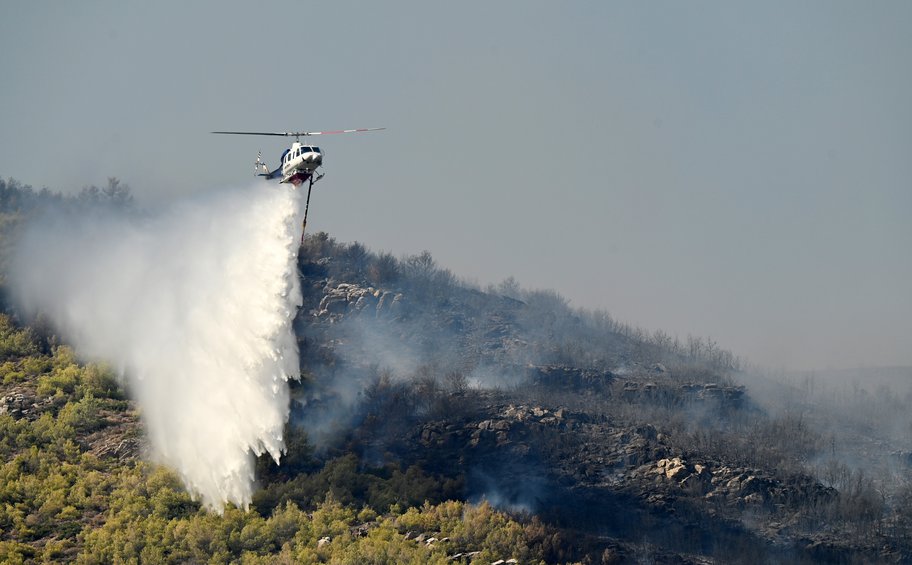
{"left": 278, "top": 142, "right": 322, "bottom": 186}
{"left": 256, "top": 142, "right": 323, "bottom": 186}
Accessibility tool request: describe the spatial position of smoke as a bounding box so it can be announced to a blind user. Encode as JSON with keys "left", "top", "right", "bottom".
{"left": 9, "top": 183, "right": 303, "bottom": 510}
{"left": 468, "top": 465, "right": 546, "bottom": 515}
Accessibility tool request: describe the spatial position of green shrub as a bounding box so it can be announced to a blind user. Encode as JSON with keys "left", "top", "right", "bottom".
{"left": 0, "top": 316, "right": 39, "bottom": 361}
{"left": 57, "top": 396, "right": 104, "bottom": 433}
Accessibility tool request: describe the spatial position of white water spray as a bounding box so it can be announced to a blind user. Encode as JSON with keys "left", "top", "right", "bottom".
{"left": 10, "top": 184, "right": 303, "bottom": 510}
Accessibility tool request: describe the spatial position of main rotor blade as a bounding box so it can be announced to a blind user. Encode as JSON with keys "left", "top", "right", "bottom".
{"left": 211, "top": 128, "right": 385, "bottom": 137}
{"left": 211, "top": 131, "right": 291, "bottom": 136}
{"left": 300, "top": 127, "right": 386, "bottom": 136}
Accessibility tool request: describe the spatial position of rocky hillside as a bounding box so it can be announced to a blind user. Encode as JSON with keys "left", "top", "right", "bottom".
{"left": 282, "top": 234, "right": 912, "bottom": 563}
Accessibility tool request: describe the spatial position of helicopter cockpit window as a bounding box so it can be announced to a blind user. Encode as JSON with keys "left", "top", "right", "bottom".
{"left": 313, "top": 147, "right": 321, "bottom": 153}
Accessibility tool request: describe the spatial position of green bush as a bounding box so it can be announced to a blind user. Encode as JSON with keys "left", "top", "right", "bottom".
{"left": 36, "top": 365, "right": 81, "bottom": 397}
{"left": 0, "top": 316, "right": 39, "bottom": 361}
{"left": 57, "top": 396, "right": 104, "bottom": 433}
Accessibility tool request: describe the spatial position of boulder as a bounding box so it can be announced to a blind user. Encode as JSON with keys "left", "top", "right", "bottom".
{"left": 661, "top": 457, "right": 688, "bottom": 480}
{"left": 0, "top": 389, "right": 41, "bottom": 419}
{"left": 666, "top": 463, "right": 689, "bottom": 481}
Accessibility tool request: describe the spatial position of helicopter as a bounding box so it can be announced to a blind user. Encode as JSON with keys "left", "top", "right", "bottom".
{"left": 212, "top": 127, "right": 384, "bottom": 240}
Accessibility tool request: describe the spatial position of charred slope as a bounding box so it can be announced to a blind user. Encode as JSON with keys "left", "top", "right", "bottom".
{"left": 282, "top": 236, "right": 912, "bottom": 563}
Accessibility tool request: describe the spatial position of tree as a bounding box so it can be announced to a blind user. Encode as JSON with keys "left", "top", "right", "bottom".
{"left": 78, "top": 177, "right": 133, "bottom": 209}
{"left": 343, "top": 242, "right": 371, "bottom": 279}
{"left": 368, "top": 251, "right": 399, "bottom": 285}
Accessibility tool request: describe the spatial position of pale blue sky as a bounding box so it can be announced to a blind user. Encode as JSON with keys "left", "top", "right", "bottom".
{"left": 2, "top": 1, "right": 910, "bottom": 370}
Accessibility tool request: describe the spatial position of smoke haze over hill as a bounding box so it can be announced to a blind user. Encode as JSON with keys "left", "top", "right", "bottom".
{"left": 9, "top": 183, "right": 303, "bottom": 510}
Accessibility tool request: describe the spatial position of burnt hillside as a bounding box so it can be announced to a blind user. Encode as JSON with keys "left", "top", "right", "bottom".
{"left": 277, "top": 233, "right": 912, "bottom": 563}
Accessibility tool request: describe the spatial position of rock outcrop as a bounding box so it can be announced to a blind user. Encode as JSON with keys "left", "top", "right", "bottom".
{"left": 316, "top": 283, "right": 405, "bottom": 320}
{"left": 0, "top": 387, "right": 49, "bottom": 419}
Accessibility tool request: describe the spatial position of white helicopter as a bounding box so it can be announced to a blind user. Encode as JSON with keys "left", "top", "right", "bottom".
{"left": 212, "top": 127, "right": 384, "bottom": 239}
{"left": 212, "top": 128, "right": 385, "bottom": 186}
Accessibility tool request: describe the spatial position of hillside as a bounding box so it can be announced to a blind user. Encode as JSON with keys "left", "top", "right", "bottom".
{"left": 284, "top": 234, "right": 912, "bottom": 563}
{"left": 1, "top": 178, "right": 911, "bottom": 563}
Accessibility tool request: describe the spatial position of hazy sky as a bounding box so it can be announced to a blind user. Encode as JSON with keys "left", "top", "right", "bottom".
{"left": 2, "top": 1, "right": 910, "bottom": 371}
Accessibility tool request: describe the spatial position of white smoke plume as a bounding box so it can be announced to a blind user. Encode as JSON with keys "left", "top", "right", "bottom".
{"left": 10, "top": 184, "right": 303, "bottom": 510}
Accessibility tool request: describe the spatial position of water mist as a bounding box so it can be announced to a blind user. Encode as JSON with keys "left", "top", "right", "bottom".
{"left": 10, "top": 184, "right": 303, "bottom": 510}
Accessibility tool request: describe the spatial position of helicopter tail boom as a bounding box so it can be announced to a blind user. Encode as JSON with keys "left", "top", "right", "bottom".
{"left": 254, "top": 151, "right": 282, "bottom": 180}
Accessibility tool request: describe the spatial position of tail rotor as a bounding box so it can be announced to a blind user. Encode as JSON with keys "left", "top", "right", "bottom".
{"left": 254, "top": 151, "right": 265, "bottom": 175}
